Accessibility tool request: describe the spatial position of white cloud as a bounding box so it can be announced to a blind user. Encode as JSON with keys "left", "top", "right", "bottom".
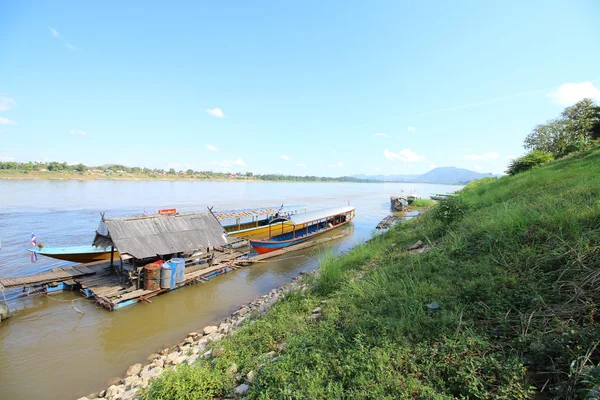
{"left": 205, "top": 144, "right": 218, "bottom": 152}
{"left": 0, "top": 117, "right": 17, "bottom": 125}
{"left": 374, "top": 132, "right": 388, "bottom": 138}
{"left": 548, "top": 81, "right": 600, "bottom": 106}
{"left": 464, "top": 152, "right": 500, "bottom": 161}
{"left": 327, "top": 161, "right": 344, "bottom": 168}
{"left": 205, "top": 108, "right": 225, "bottom": 118}
{"left": 69, "top": 129, "right": 88, "bottom": 136}
{"left": 296, "top": 163, "right": 306, "bottom": 167}
{"left": 429, "top": 164, "right": 437, "bottom": 169}
{"left": 384, "top": 148, "right": 425, "bottom": 162}
{"left": 472, "top": 165, "right": 483, "bottom": 171}
{"left": 49, "top": 27, "right": 59, "bottom": 37}
{"left": 407, "top": 126, "right": 416, "bottom": 132}
{"left": 208, "top": 158, "right": 246, "bottom": 170}
{"left": 0, "top": 155, "right": 14, "bottom": 161}
{"left": 281, "top": 155, "right": 293, "bottom": 161}
{"left": 0, "top": 96, "right": 16, "bottom": 111}
{"left": 65, "top": 43, "right": 77, "bottom": 51}
{"left": 372, "top": 167, "right": 381, "bottom": 171}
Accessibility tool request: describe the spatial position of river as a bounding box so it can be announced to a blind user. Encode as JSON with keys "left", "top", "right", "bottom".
{"left": 0, "top": 179, "right": 460, "bottom": 399}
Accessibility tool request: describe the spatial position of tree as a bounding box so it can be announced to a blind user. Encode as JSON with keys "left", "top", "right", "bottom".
{"left": 524, "top": 99, "right": 600, "bottom": 156}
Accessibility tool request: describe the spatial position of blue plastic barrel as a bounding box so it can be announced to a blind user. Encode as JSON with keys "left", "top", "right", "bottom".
{"left": 168, "top": 261, "right": 176, "bottom": 287}
{"left": 160, "top": 263, "right": 173, "bottom": 289}
{"left": 172, "top": 257, "right": 185, "bottom": 283}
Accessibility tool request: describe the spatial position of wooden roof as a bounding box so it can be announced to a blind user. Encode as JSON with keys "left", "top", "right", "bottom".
{"left": 93, "top": 212, "right": 228, "bottom": 259}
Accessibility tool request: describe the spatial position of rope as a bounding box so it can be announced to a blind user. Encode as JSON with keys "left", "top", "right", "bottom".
{"left": 43, "top": 294, "right": 86, "bottom": 315}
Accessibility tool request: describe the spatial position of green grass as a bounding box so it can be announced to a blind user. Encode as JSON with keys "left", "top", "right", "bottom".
{"left": 143, "top": 147, "right": 600, "bottom": 399}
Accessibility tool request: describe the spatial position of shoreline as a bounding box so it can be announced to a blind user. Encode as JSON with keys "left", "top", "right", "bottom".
{"left": 78, "top": 270, "right": 314, "bottom": 400}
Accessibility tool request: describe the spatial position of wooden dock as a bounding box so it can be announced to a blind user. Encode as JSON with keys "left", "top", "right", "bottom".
{"left": 0, "top": 261, "right": 105, "bottom": 289}
{"left": 376, "top": 215, "right": 399, "bottom": 229}
{"left": 1, "top": 231, "right": 349, "bottom": 311}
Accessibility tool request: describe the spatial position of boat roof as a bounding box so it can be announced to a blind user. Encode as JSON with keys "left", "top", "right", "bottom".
{"left": 213, "top": 205, "right": 306, "bottom": 221}
{"left": 289, "top": 205, "right": 355, "bottom": 225}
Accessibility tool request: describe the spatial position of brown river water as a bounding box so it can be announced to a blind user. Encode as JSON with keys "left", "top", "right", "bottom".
{"left": 0, "top": 180, "right": 461, "bottom": 399}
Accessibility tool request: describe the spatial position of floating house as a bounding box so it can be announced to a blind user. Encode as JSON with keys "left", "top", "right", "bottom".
{"left": 92, "top": 210, "right": 229, "bottom": 277}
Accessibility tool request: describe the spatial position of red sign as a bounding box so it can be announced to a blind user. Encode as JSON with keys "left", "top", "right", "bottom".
{"left": 158, "top": 208, "right": 177, "bottom": 215}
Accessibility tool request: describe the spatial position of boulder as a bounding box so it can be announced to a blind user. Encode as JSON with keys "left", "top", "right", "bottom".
{"left": 120, "top": 388, "right": 140, "bottom": 400}
{"left": 246, "top": 370, "right": 256, "bottom": 383}
{"left": 140, "top": 366, "right": 163, "bottom": 380}
{"left": 227, "top": 363, "right": 238, "bottom": 376}
{"left": 166, "top": 351, "right": 181, "bottom": 364}
{"left": 173, "top": 355, "right": 188, "bottom": 365}
{"left": 124, "top": 374, "right": 141, "bottom": 388}
{"left": 126, "top": 363, "right": 143, "bottom": 377}
{"left": 234, "top": 383, "right": 250, "bottom": 396}
{"left": 202, "top": 350, "right": 212, "bottom": 359}
{"left": 203, "top": 325, "right": 218, "bottom": 335}
{"left": 105, "top": 384, "right": 125, "bottom": 400}
{"left": 147, "top": 353, "right": 161, "bottom": 362}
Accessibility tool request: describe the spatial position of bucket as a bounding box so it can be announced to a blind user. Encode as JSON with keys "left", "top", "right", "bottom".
{"left": 143, "top": 263, "right": 161, "bottom": 290}
{"left": 172, "top": 257, "right": 185, "bottom": 283}
{"left": 160, "top": 263, "right": 173, "bottom": 289}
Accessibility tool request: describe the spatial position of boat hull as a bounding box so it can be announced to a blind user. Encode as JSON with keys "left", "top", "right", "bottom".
{"left": 250, "top": 220, "right": 351, "bottom": 255}
{"left": 29, "top": 246, "right": 119, "bottom": 263}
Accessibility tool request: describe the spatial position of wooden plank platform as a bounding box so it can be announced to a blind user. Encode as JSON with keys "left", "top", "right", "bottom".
{"left": 376, "top": 215, "right": 399, "bottom": 229}
{"left": 0, "top": 262, "right": 105, "bottom": 289}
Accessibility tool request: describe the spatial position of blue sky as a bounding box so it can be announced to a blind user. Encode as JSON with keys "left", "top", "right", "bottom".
{"left": 1, "top": 1, "right": 599, "bottom": 176}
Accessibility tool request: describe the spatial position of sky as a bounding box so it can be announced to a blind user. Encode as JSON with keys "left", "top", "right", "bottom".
{"left": 1, "top": 1, "right": 599, "bottom": 177}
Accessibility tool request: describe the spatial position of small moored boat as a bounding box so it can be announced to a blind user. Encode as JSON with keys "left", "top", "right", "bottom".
{"left": 390, "top": 195, "right": 409, "bottom": 211}
{"left": 28, "top": 244, "right": 119, "bottom": 263}
{"left": 249, "top": 205, "right": 355, "bottom": 254}
{"left": 429, "top": 193, "right": 458, "bottom": 201}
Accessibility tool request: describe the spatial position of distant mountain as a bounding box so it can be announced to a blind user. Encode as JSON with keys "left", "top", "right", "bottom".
{"left": 351, "top": 173, "right": 420, "bottom": 182}
{"left": 353, "top": 167, "right": 497, "bottom": 185}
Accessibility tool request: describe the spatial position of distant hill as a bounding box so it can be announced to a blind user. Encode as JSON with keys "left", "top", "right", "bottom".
{"left": 353, "top": 167, "right": 498, "bottom": 184}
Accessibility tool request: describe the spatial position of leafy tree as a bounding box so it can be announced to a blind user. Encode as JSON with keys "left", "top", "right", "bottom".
{"left": 74, "top": 163, "right": 86, "bottom": 172}
{"left": 506, "top": 150, "right": 553, "bottom": 176}
{"left": 524, "top": 99, "right": 600, "bottom": 156}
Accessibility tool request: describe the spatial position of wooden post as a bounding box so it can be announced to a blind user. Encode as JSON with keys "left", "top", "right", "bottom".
{"left": 110, "top": 245, "right": 115, "bottom": 267}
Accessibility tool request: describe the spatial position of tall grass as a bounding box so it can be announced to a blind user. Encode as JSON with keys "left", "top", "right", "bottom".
{"left": 144, "top": 147, "right": 600, "bottom": 399}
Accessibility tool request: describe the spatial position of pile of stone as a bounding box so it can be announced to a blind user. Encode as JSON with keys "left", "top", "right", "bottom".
{"left": 79, "top": 272, "right": 312, "bottom": 400}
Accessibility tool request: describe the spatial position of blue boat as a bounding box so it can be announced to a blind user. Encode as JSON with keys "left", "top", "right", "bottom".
{"left": 249, "top": 205, "right": 355, "bottom": 254}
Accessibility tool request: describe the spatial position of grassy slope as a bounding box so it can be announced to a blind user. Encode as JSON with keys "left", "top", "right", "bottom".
{"left": 143, "top": 148, "right": 600, "bottom": 399}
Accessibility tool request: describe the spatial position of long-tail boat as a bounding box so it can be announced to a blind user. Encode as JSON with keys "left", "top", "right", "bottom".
{"left": 249, "top": 205, "right": 355, "bottom": 254}
{"left": 28, "top": 244, "right": 118, "bottom": 263}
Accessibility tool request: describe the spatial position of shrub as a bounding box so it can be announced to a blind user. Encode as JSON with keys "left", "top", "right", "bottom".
{"left": 432, "top": 195, "right": 468, "bottom": 225}
{"left": 506, "top": 150, "right": 553, "bottom": 176}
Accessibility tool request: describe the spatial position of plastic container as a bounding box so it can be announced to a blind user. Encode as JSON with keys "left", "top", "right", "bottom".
{"left": 143, "top": 263, "right": 161, "bottom": 290}
{"left": 160, "top": 263, "right": 173, "bottom": 289}
{"left": 172, "top": 257, "right": 185, "bottom": 283}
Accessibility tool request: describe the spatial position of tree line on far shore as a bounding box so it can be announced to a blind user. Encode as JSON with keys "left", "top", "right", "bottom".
{"left": 0, "top": 161, "right": 377, "bottom": 183}
{"left": 507, "top": 98, "right": 600, "bottom": 175}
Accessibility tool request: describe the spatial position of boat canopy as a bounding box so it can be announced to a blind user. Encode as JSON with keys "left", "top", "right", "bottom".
{"left": 289, "top": 205, "right": 355, "bottom": 226}
{"left": 213, "top": 205, "right": 305, "bottom": 221}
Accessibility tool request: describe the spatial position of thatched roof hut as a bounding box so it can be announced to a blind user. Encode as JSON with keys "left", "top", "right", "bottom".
{"left": 93, "top": 211, "right": 228, "bottom": 261}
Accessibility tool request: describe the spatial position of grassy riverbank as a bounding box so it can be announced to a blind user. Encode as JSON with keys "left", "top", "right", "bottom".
{"left": 143, "top": 147, "right": 600, "bottom": 399}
